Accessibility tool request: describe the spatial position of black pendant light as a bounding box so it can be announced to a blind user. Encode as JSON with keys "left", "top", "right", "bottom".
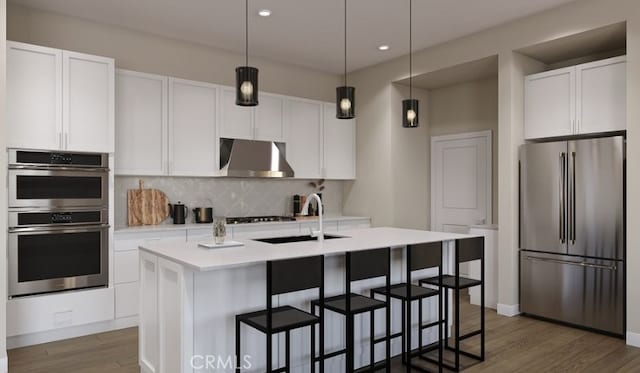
{"left": 236, "top": 0, "right": 258, "bottom": 106}
{"left": 402, "top": 0, "right": 418, "bottom": 128}
{"left": 336, "top": 0, "right": 355, "bottom": 119}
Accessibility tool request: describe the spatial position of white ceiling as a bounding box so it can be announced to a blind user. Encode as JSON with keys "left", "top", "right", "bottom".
{"left": 10, "top": 0, "right": 578, "bottom": 74}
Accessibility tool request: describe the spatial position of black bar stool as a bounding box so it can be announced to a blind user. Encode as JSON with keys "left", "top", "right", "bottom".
{"left": 371, "top": 242, "right": 444, "bottom": 373}
{"left": 419, "top": 236, "right": 485, "bottom": 372}
{"left": 236, "top": 255, "right": 324, "bottom": 373}
{"left": 311, "top": 247, "right": 392, "bottom": 373}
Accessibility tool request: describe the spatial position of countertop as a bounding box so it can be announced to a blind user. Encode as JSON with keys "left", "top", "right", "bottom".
{"left": 115, "top": 215, "right": 370, "bottom": 234}
{"left": 139, "top": 227, "right": 477, "bottom": 272}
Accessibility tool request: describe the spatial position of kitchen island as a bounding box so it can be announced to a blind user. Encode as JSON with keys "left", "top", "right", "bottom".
{"left": 138, "top": 227, "right": 477, "bottom": 373}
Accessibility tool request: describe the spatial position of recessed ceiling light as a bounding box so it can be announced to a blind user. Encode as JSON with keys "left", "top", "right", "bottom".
{"left": 378, "top": 45, "right": 390, "bottom": 51}
{"left": 258, "top": 9, "right": 272, "bottom": 17}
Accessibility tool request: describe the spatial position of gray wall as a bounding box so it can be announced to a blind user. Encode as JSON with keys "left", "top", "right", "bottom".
{"left": 428, "top": 77, "right": 499, "bottom": 224}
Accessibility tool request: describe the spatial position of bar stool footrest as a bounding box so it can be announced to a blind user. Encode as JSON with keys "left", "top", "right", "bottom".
{"left": 459, "top": 329, "right": 481, "bottom": 341}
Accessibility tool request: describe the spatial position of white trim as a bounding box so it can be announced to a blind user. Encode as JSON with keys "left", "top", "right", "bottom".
{"left": 430, "top": 130, "right": 493, "bottom": 231}
{"left": 0, "top": 354, "right": 7, "bottom": 373}
{"left": 627, "top": 331, "right": 640, "bottom": 347}
{"left": 497, "top": 303, "right": 520, "bottom": 317}
{"left": 7, "top": 316, "right": 138, "bottom": 349}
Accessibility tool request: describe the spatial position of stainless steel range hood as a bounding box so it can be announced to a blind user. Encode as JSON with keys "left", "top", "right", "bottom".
{"left": 218, "top": 138, "right": 294, "bottom": 178}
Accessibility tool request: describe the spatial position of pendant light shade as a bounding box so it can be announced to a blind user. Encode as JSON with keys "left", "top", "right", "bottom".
{"left": 336, "top": 86, "right": 355, "bottom": 119}
{"left": 402, "top": 98, "right": 419, "bottom": 127}
{"left": 402, "top": 0, "right": 419, "bottom": 127}
{"left": 336, "top": 0, "right": 355, "bottom": 119}
{"left": 236, "top": 66, "right": 258, "bottom": 106}
{"left": 236, "top": 0, "right": 259, "bottom": 106}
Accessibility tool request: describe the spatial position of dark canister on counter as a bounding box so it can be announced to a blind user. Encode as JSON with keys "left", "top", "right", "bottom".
{"left": 293, "top": 195, "right": 300, "bottom": 216}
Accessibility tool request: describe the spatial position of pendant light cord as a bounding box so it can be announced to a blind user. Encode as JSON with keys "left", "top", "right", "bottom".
{"left": 245, "top": 0, "right": 249, "bottom": 67}
{"left": 344, "top": 0, "right": 347, "bottom": 87}
{"left": 409, "top": 0, "right": 412, "bottom": 100}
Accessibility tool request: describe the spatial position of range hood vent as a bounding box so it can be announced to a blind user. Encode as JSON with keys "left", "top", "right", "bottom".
{"left": 219, "top": 138, "right": 294, "bottom": 178}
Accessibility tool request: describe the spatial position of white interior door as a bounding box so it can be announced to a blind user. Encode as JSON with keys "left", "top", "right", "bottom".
{"left": 431, "top": 130, "right": 492, "bottom": 234}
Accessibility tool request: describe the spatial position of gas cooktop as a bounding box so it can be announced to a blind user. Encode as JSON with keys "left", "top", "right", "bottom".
{"left": 226, "top": 216, "right": 297, "bottom": 224}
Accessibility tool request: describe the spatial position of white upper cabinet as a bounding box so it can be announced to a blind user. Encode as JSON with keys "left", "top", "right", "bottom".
{"left": 6, "top": 41, "right": 114, "bottom": 152}
{"left": 168, "top": 78, "right": 218, "bottom": 176}
{"left": 524, "top": 56, "right": 626, "bottom": 140}
{"left": 219, "top": 87, "right": 254, "bottom": 140}
{"left": 286, "top": 99, "right": 323, "bottom": 179}
{"left": 255, "top": 93, "right": 285, "bottom": 142}
{"left": 323, "top": 103, "right": 356, "bottom": 179}
{"left": 524, "top": 66, "right": 575, "bottom": 140}
{"left": 576, "top": 56, "right": 626, "bottom": 134}
{"left": 7, "top": 41, "right": 63, "bottom": 150}
{"left": 115, "top": 70, "right": 167, "bottom": 175}
{"left": 63, "top": 51, "right": 115, "bottom": 152}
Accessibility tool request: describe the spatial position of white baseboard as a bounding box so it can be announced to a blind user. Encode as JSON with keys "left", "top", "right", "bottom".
{"left": 627, "top": 331, "right": 640, "bottom": 347}
{"left": 7, "top": 316, "right": 138, "bottom": 349}
{"left": 497, "top": 303, "right": 520, "bottom": 317}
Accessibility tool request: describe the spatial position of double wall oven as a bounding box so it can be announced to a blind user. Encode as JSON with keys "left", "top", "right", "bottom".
{"left": 8, "top": 149, "right": 110, "bottom": 297}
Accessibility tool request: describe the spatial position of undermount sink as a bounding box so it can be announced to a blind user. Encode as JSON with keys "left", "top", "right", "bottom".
{"left": 253, "top": 234, "right": 348, "bottom": 244}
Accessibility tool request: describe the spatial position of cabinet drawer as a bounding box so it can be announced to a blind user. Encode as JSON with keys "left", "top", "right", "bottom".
{"left": 337, "top": 219, "right": 371, "bottom": 231}
{"left": 115, "top": 250, "right": 139, "bottom": 284}
{"left": 187, "top": 227, "right": 214, "bottom": 242}
{"left": 231, "top": 223, "right": 300, "bottom": 239}
{"left": 115, "top": 282, "right": 139, "bottom": 319}
{"left": 114, "top": 230, "right": 187, "bottom": 251}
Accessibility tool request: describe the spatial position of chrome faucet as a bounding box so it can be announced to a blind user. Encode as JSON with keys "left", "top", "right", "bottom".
{"left": 301, "top": 193, "right": 324, "bottom": 242}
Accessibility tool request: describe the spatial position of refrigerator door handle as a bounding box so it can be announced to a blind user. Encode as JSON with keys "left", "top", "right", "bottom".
{"left": 571, "top": 151, "right": 576, "bottom": 244}
{"left": 525, "top": 255, "right": 617, "bottom": 271}
{"left": 559, "top": 153, "right": 566, "bottom": 243}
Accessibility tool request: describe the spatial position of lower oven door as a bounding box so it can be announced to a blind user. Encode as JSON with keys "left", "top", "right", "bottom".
{"left": 8, "top": 225, "right": 109, "bottom": 297}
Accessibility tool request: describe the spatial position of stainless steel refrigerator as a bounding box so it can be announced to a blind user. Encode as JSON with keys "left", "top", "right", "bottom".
{"left": 519, "top": 135, "right": 625, "bottom": 336}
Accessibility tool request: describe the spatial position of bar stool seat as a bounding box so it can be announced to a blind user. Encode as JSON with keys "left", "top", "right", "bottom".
{"left": 371, "top": 283, "right": 438, "bottom": 301}
{"left": 312, "top": 293, "right": 385, "bottom": 315}
{"left": 238, "top": 305, "right": 319, "bottom": 334}
{"left": 420, "top": 275, "right": 481, "bottom": 289}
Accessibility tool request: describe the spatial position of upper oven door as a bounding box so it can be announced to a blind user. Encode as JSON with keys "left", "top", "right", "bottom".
{"left": 9, "top": 168, "right": 108, "bottom": 208}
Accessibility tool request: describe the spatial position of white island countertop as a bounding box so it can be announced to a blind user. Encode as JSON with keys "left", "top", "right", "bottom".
{"left": 139, "top": 227, "right": 477, "bottom": 271}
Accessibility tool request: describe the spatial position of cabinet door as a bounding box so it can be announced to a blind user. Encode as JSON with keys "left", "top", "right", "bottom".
{"left": 115, "top": 70, "right": 167, "bottom": 175}
{"left": 7, "top": 41, "right": 62, "bottom": 150}
{"left": 576, "top": 56, "right": 626, "bottom": 134}
{"left": 168, "top": 78, "right": 218, "bottom": 176}
{"left": 323, "top": 103, "right": 356, "bottom": 179}
{"left": 286, "top": 99, "right": 323, "bottom": 179}
{"left": 255, "top": 93, "right": 285, "bottom": 142}
{"left": 63, "top": 51, "right": 115, "bottom": 152}
{"left": 219, "top": 87, "right": 254, "bottom": 140}
{"left": 524, "top": 67, "right": 575, "bottom": 139}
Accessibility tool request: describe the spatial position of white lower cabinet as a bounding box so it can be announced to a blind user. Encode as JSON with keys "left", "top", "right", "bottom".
{"left": 115, "top": 250, "right": 140, "bottom": 284}
{"left": 115, "top": 282, "right": 140, "bottom": 319}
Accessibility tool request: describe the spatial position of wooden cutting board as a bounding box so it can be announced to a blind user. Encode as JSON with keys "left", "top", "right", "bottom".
{"left": 127, "top": 180, "right": 170, "bottom": 226}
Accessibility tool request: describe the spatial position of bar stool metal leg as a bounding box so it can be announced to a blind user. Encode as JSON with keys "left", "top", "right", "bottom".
{"left": 235, "top": 316, "right": 241, "bottom": 373}
{"left": 311, "top": 323, "right": 316, "bottom": 373}
{"left": 401, "top": 301, "right": 406, "bottom": 365}
{"left": 267, "top": 332, "right": 273, "bottom": 373}
{"left": 370, "top": 310, "right": 375, "bottom": 371}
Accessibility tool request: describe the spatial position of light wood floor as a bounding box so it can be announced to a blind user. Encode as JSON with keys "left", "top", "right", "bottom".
{"left": 8, "top": 296, "right": 640, "bottom": 372}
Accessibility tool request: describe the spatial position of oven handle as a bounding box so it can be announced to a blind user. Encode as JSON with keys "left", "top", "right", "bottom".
{"left": 9, "top": 224, "right": 110, "bottom": 233}
{"left": 9, "top": 165, "right": 109, "bottom": 172}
